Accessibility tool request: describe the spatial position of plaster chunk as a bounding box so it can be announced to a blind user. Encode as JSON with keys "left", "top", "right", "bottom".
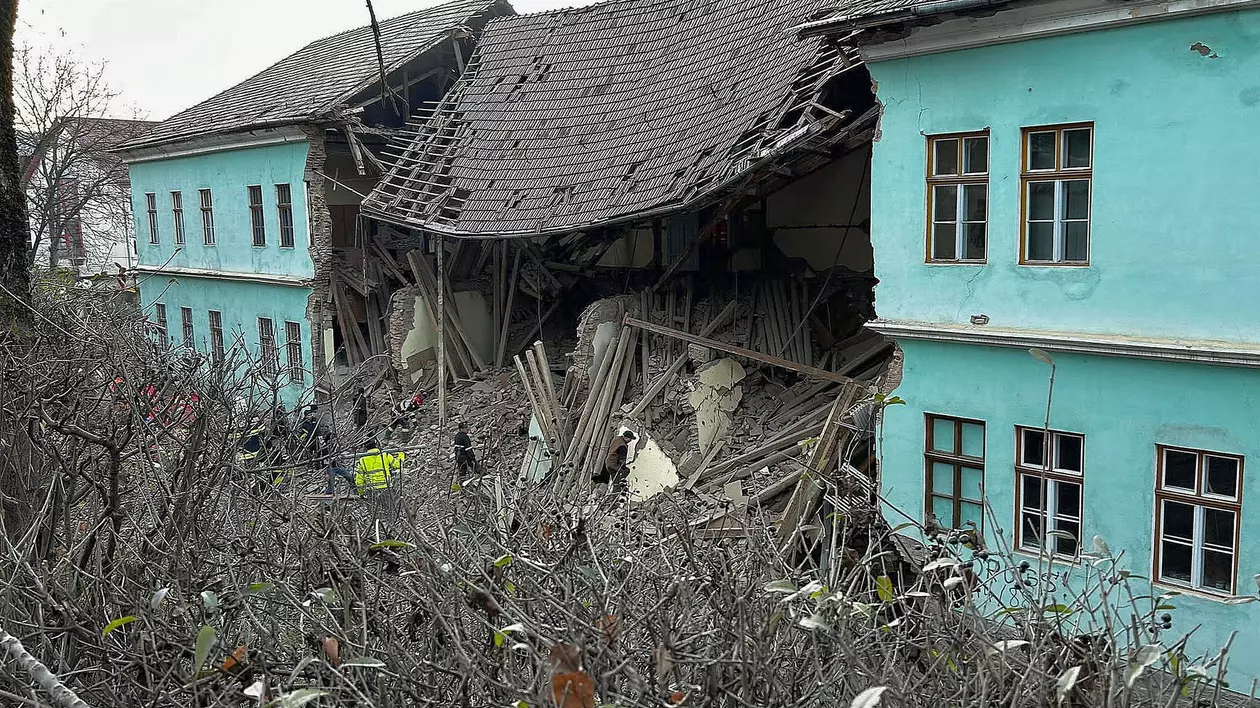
{"left": 687, "top": 358, "right": 746, "bottom": 456}
{"left": 625, "top": 434, "right": 679, "bottom": 503}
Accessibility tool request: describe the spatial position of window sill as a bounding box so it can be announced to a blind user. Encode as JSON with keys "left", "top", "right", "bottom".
{"left": 925, "top": 260, "right": 987, "bottom": 266}
{"left": 1151, "top": 580, "right": 1241, "bottom": 604}
{"left": 1018, "top": 261, "right": 1090, "bottom": 268}
{"left": 1013, "top": 548, "right": 1082, "bottom": 569}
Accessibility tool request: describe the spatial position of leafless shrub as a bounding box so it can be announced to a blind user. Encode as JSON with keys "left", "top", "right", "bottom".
{"left": 0, "top": 290, "right": 1248, "bottom": 708}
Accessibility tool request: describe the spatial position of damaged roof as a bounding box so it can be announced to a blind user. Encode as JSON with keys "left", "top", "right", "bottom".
{"left": 119, "top": 0, "right": 509, "bottom": 151}
{"left": 795, "top": 0, "right": 1016, "bottom": 35}
{"left": 363, "top": 0, "right": 865, "bottom": 238}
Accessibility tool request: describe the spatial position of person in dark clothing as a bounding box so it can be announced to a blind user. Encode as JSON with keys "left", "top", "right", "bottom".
{"left": 453, "top": 422, "right": 476, "bottom": 476}
{"left": 595, "top": 430, "right": 636, "bottom": 488}
{"left": 352, "top": 387, "right": 369, "bottom": 431}
{"left": 297, "top": 405, "right": 333, "bottom": 465}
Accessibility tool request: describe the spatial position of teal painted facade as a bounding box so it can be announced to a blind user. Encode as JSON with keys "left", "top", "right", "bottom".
{"left": 130, "top": 141, "right": 315, "bottom": 404}
{"left": 129, "top": 141, "right": 314, "bottom": 278}
{"left": 883, "top": 339, "right": 1260, "bottom": 672}
{"left": 864, "top": 3, "right": 1260, "bottom": 686}
{"left": 869, "top": 9, "right": 1260, "bottom": 343}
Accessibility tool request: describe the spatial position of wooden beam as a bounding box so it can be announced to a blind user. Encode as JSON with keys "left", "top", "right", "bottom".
{"left": 626, "top": 300, "right": 738, "bottom": 419}
{"left": 436, "top": 235, "right": 447, "bottom": 429}
{"left": 495, "top": 244, "right": 523, "bottom": 368}
{"left": 623, "top": 315, "right": 852, "bottom": 385}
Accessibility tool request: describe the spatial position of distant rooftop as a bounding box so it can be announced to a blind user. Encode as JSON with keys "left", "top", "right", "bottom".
{"left": 119, "top": 0, "right": 510, "bottom": 151}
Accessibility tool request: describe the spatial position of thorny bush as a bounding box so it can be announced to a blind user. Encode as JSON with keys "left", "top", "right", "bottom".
{"left": 0, "top": 287, "right": 1250, "bottom": 708}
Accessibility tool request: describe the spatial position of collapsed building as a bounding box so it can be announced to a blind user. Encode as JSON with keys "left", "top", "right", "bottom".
{"left": 353, "top": 0, "right": 896, "bottom": 551}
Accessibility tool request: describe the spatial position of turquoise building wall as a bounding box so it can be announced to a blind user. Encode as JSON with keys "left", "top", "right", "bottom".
{"left": 883, "top": 339, "right": 1260, "bottom": 679}
{"left": 865, "top": 5, "right": 1260, "bottom": 686}
{"left": 868, "top": 9, "right": 1260, "bottom": 344}
{"left": 129, "top": 141, "right": 313, "bottom": 278}
{"left": 130, "top": 141, "right": 316, "bottom": 404}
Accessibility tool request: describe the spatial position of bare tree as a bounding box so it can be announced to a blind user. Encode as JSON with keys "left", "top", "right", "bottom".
{"left": 14, "top": 44, "right": 144, "bottom": 273}
{"left": 0, "top": 0, "right": 29, "bottom": 315}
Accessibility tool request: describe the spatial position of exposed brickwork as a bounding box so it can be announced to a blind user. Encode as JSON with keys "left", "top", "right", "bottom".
{"left": 303, "top": 126, "right": 333, "bottom": 385}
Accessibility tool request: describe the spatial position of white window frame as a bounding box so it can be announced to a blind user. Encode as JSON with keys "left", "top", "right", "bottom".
{"left": 926, "top": 133, "right": 989, "bottom": 264}
{"left": 1016, "top": 427, "right": 1084, "bottom": 558}
{"left": 171, "top": 191, "right": 185, "bottom": 245}
{"left": 1155, "top": 446, "right": 1241, "bottom": 595}
{"left": 199, "top": 188, "right": 216, "bottom": 245}
{"left": 145, "top": 192, "right": 159, "bottom": 244}
{"left": 1021, "top": 124, "right": 1092, "bottom": 265}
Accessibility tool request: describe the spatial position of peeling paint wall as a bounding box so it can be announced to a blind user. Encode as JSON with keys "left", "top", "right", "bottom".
{"left": 625, "top": 432, "right": 679, "bottom": 502}
{"left": 397, "top": 289, "right": 494, "bottom": 382}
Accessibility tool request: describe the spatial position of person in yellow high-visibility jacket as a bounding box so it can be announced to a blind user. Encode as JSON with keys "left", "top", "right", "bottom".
{"left": 354, "top": 441, "right": 405, "bottom": 494}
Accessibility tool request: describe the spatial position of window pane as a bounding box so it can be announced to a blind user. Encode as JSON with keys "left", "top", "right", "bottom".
{"left": 1054, "top": 521, "right": 1079, "bottom": 556}
{"left": 932, "top": 223, "right": 957, "bottom": 260}
{"left": 1204, "top": 508, "right": 1236, "bottom": 549}
{"left": 963, "top": 184, "right": 986, "bottom": 222}
{"left": 1055, "top": 481, "right": 1081, "bottom": 519}
{"left": 1063, "top": 180, "right": 1090, "bottom": 220}
{"left": 933, "top": 138, "right": 959, "bottom": 176}
{"left": 931, "top": 417, "right": 956, "bottom": 453}
{"left": 1202, "top": 550, "right": 1233, "bottom": 592}
{"left": 1055, "top": 434, "right": 1083, "bottom": 473}
{"left": 1022, "top": 429, "right": 1045, "bottom": 467}
{"left": 1020, "top": 512, "right": 1043, "bottom": 549}
{"left": 1022, "top": 475, "right": 1043, "bottom": 511}
{"left": 964, "top": 136, "right": 988, "bottom": 174}
{"left": 1028, "top": 132, "right": 1056, "bottom": 170}
{"left": 1027, "top": 182, "right": 1055, "bottom": 220}
{"left": 1162, "top": 500, "right": 1194, "bottom": 541}
{"left": 1063, "top": 128, "right": 1091, "bottom": 169}
{"left": 1160, "top": 541, "right": 1193, "bottom": 583}
{"left": 960, "top": 465, "right": 983, "bottom": 502}
{"left": 931, "top": 496, "right": 954, "bottom": 525}
{"left": 1163, "top": 449, "right": 1198, "bottom": 491}
{"left": 963, "top": 223, "right": 986, "bottom": 261}
{"left": 961, "top": 423, "right": 984, "bottom": 458}
{"left": 1205, "top": 456, "right": 1239, "bottom": 498}
{"left": 959, "top": 502, "right": 984, "bottom": 529}
{"left": 931, "top": 462, "right": 955, "bottom": 495}
{"left": 1064, "top": 222, "right": 1089, "bottom": 262}
{"left": 934, "top": 185, "right": 958, "bottom": 221}
{"left": 1027, "top": 223, "right": 1054, "bottom": 261}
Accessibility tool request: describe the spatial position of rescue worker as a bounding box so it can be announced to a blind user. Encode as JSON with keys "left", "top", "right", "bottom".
{"left": 596, "top": 429, "right": 636, "bottom": 490}
{"left": 453, "top": 421, "right": 476, "bottom": 476}
{"left": 384, "top": 389, "right": 424, "bottom": 442}
{"left": 297, "top": 404, "right": 333, "bottom": 465}
{"left": 354, "top": 439, "right": 404, "bottom": 494}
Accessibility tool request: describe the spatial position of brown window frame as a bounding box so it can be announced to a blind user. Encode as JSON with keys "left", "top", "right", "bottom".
{"left": 924, "top": 414, "right": 987, "bottom": 531}
{"left": 180, "top": 306, "right": 194, "bottom": 348}
{"left": 1019, "top": 123, "right": 1093, "bottom": 266}
{"left": 1153, "top": 445, "right": 1242, "bottom": 596}
{"left": 199, "top": 188, "right": 216, "bottom": 245}
{"left": 171, "top": 191, "right": 185, "bottom": 245}
{"left": 1015, "top": 426, "right": 1085, "bottom": 559}
{"left": 284, "top": 320, "right": 304, "bottom": 383}
{"left": 925, "top": 132, "right": 989, "bottom": 264}
{"left": 248, "top": 185, "right": 266, "bottom": 247}
{"left": 276, "top": 184, "right": 295, "bottom": 248}
{"left": 257, "top": 317, "right": 277, "bottom": 375}
{"left": 208, "top": 309, "right": 225, "bottom": 365}
{"left": 145, "top": 192, "right": 159, "bottom": 244}
{"left": 154, "top": 303, "right": 168, "bottom": 348}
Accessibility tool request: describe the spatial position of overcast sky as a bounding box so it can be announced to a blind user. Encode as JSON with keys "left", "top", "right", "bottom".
{"left": 16, "top": 0, "right": 601, "bottom": 121}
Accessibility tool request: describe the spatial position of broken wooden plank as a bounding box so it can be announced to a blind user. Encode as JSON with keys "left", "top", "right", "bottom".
{"left": 624, "top": 316, "right": 853, "bottom": 385}
{"left": 625, "top": 301, "right": 738, "bottom": 418}
{"left": 776, "top": 385, "right": 860, "bottom": 550}
{"left": 495, "top": 244, "right": 524, "bottom": 368}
